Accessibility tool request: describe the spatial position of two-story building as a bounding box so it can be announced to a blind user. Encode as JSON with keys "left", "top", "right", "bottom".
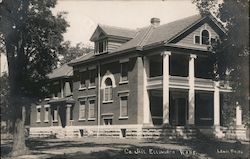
{"left": 30, "top": 14, "right": 243, "bottom": 139}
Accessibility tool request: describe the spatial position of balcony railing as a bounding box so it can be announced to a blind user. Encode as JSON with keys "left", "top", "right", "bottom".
{"left": 147, "top": 76, "right": 216, "bottom": 90}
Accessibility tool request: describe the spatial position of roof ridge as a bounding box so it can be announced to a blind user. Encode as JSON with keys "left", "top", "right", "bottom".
{"left": 99, "top": 24, "right": 137, "bottom": 32}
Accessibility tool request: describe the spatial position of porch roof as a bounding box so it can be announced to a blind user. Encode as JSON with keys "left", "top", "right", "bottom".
{"left": 47, "top": 63, "right": 73, "bottom": 79}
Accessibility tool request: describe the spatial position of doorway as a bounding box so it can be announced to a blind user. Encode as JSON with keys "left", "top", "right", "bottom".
{"left": 170, "top": 92, "right": 188, "bottom": 126}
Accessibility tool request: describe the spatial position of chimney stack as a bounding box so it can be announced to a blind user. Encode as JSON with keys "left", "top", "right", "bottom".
{"left": 150, "top": 17, "right": 160, "bottom": 27}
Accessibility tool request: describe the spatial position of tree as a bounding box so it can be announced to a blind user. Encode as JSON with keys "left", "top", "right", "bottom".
{"left": 0, "top": 0, "right": 69, "bottom": 156}
{"left": 59, "top": 41, "right": 93, "bottom": 65}
{"left": 193, "top": 0, "right": 249, "bottom": 126}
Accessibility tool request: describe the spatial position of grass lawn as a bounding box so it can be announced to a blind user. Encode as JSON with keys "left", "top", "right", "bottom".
{"left": 1, "top": 137, "right": 249, "bottom": 159}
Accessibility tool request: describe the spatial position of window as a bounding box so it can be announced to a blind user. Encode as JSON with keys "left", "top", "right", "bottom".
{"left": 120, "top": 62, "right": 129, "bottom": 82}
{"left": 89, "top": 69, "right": 96, "bottom": 87}
{"left": 104, "top": 78, "right": 113, "bottom": 102}
{"left": 80, "top": 72, "right": 86, "bottom": 88}
{"left": 88, "top": 100, "right": 95, "bottom": 119}
{"left": 201, "top": 30, "right": 210, "bottom": 45}
{"left": 36, "top": 106, "right": 41, "bottom": 122}
{"left": 79, "top": 100, "right": 86, "bottom": 119}
{"left": 95, "top": 40, "right": 107, "bottom": 54}
{"left": 52, "top": 107, "right": 58, "bottom": 122}
{"left": 120, "top": 96, "right": 128, "bottom": 117}
{"left": 194, "top": 35, "right": 200, "bottom": 44}
{"left": 211, "top": 38, "right": 216, "bottom": 45}
{"left": 104, "top": 118, "right": 112, "bottom": 125}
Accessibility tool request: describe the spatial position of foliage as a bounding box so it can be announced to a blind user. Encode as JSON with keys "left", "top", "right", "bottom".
{"left": 0, "top": 0, "right": 69, "bottom": 155}
{"left": 193, "top": 0, "right": 249, "bottom": 126}
{"left": 59, "top": 41, "right": 93, "bottom": 65}
{"left": 0, "top": 0, "right": 69, "bottom": 97}
{"left": 0, "top": 73, "right": 9, "bottom": 120}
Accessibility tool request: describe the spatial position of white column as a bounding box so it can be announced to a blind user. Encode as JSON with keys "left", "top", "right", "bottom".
{"left": 236, "top": 102, "right": 242, "bottom": 126}
{"left": 66, "top": 104, "right": 72, "bottom": 126}
{"left": 143, "top": 56, "right": 151, "bottom": 124}
{"left": 214, "top": 82, "right": 220, "bottom": 126}
{"left": 162, "top": 51, "right": 171, "bottom": 125}
{"left": 188, "top": 54, "right": 196, "bottom": 125}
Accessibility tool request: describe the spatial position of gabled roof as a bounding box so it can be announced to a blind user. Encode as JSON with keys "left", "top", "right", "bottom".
{"left": 71, "top": 14, "right": 226, "bottom": 66}
{"left": 47, "top": 63, "right": 73, "bottom": 79}
{"left": 115, "top": 14, "right": 203, "bottom": 52}
{"left": 90, "top": 25, "right": 137, "bottom": 41}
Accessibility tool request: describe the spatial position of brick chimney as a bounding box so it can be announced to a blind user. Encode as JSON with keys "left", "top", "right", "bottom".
{"left": 150, "top": 17, "right": 160, "bottom": 27}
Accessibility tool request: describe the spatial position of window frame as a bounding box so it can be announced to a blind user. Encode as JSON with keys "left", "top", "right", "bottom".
{"left": 79, "top": 71, "right": 87, "bottom": 90}
{"left": 201, "top": 29, "right": 210, "bottom": 45}
{"left": 120, "top": 62, "right": 129, "bottom": 84}
{"left": 95, "top": 39, "right": 108, "bottom": 54}
{"left": 194, "top": 35, "right": 200, "bottom": 44}
{"left": 88, "top": 68, "right": 96, "bottom": 88}
{"left": 88, "top": 99, "right": 96, "bottom": 120}
{"left": 103, "top": 78, "right": 113, "bottom": 103}
{"left": 79, "top": 99, "right": 87, "bottom": 120}
{"left": 118, "top": 91, "right": 129, "bottom": 119}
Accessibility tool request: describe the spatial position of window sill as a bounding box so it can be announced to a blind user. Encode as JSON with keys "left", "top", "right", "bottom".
{"left": 119, "top": 81, "right": 129, "bottom": 85}
{"left": 88, "top": 118, "right": 96, "bottom": 121}
{"left": 79, "top": 87, "right": 87, "bottom": 91}
{"left": 88, "top": 85, "right": 96, "bottom": 89}
{"left": 78, "top": 118, "right": 86, "bottom": 121}
{"left": 119, "top": 116, "right": 129, "bottom": 120}
{"left": 103, "top": 100, "right": 113, "bottom": 104}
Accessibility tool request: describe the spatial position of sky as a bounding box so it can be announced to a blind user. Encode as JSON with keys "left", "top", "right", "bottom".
{"left": 53, "top": 0, "right": 199, "bottom": 46}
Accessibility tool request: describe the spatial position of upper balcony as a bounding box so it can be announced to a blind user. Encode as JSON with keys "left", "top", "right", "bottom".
{"left": 146, "top": 53, "right": 230, "bottom": 91}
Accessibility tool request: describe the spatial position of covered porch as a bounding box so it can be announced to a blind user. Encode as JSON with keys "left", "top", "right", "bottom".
{"left": 142, "top": 50, "right": 232, "bottom": 129}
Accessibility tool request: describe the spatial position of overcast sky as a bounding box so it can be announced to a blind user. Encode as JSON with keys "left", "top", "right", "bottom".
{"left": 53, "top": 0, "right": 199, "bottom": 46}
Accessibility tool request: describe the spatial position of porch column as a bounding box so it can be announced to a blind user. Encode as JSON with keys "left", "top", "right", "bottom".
{"left": 236, "top": 102, "right": 242, "bottom": 126}
{"left": 143, "top": 56, "right": 151, "bottom": 124}
{"left": 162, "top": 51, "right": 171, "bottom": 125}
{"left": 188, "top": 54, "right": 196, "bottom": 125}
{"left": 66, "top": 104, "right": 72, "bottom": 126}
{"left": 214, "top": 82, "right": 220, "bottom": 126}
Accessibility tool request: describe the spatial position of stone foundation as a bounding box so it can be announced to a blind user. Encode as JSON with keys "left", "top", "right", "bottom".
{"left": 29, "top": 125, "right": 197, "bottom": 139}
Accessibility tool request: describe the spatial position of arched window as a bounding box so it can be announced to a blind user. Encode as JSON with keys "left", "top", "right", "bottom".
{"left": 201, "top": 30, "right": 210, "bottom": 45}
{"left": 104, "top": 78, "right": 113, "bottom": 102}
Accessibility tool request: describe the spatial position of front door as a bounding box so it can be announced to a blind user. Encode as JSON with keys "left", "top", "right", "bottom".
{"left": 170, "top": 94, "right": 188, "bottom": 126}
{"left": 175, "top": 98, "right": 187, "bottom": 126}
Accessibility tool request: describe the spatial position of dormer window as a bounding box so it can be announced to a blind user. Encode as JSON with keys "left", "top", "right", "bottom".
{"left": 95, "top": 40, "right": 107, "bottom": 54}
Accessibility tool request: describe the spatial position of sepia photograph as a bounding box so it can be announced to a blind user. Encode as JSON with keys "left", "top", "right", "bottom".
{"left": 0, "top": 0, "right": 249, "bottom": 158}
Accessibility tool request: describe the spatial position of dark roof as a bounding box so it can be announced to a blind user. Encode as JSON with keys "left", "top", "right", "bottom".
{"left": 71, "top": 14, "right": 225, "bottom": 66}
{"left": 68, "top": 52, "right": 95, "bottom": 65}
{"left": 100, "top": 25, "right": 137, "bottom": 38}
{"left": 47, "top": 63, "right": 73, "bottom": 79}
{"left": 90, "top": 25, "right": 137, "bottom": 41}
{"left": 115, "top": 14, "right": 202, "bottom": 52}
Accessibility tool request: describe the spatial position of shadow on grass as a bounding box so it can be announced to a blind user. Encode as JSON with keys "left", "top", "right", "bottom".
{"left": 147, "top": 135, "right": 250, "bottom": 159}
{"left": 1, "top": 137, "right": 249, "bottom": 159}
